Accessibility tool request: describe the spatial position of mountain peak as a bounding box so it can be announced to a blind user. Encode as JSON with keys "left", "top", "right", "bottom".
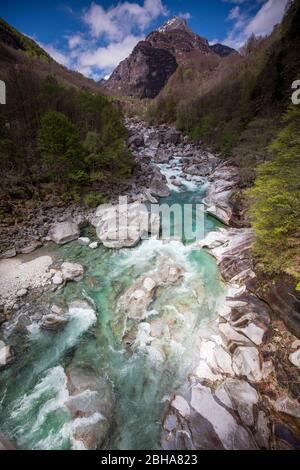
{"left": 157, "top": 16, "right": 190, "bottom": 34}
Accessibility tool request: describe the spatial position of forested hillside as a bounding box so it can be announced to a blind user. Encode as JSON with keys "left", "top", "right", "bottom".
{"left": 0, "top": 23, "right": 134, "bottom": 210}
{"left": 147, "top": 0, "right": 300, "bottom": 292}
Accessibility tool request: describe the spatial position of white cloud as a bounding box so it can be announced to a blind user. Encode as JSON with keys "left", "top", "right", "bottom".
{"left": 178, "top": 12, "right": 192, "bottom": 20}
{"left": 78, "top": 34, "right": 143, "bottom": 73}
{"left": 83, "top": 0, "right": 168, "bottom": 41}
{"left": 38, "top": 1, "right": 169, "bottom": 79}
{"left": 227, "top": 6, "right": 242, "bottom": 20}
{"left": 223, "top": 0, "right": 289, "bottom": 49}
{"left": 245, "top": 0, "right": 289, "bottom": 36}
{"left": 68, "top": 34, "right": 84, "bottom": 49}
{"left": 39, "top": 43, "right": 71, "bottom": 67}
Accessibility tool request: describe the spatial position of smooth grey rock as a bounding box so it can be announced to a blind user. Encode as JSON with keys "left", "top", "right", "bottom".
{"left": 214, "top": 345, "right": 234, "bottom": 375}
{"left": 89, "top": 242, "right": 98, "bottom": 249}
{"left": 50, "top": 304, "right": 64, "bottom": 315}
{"left": 0, "top": 341, "right": 16, "bottom": 368}
{"left": 171, "top": 395, "right": 191, "bottom": 418}
{"left": 150, "top": 179, "right": 170, "bottom": 198}
{"left": 144, "top": 189, "right": 158, "bottom": 204}
{"left": 66, "top": 365, "right": 113, "bottom": 450}
{"left": 195, "top": 360, "right": 222, "bottom": 382}
{"left": 78, "top": 237, "right": 91, "bottom": 246}
{"left": 95, "top": 202, "right": 160, "bottom": 249}
{"left": 0, "top": 248, "right": 17, "bottom": 259}
{"left": 289, "top": 349, "right": 300, "bottom": 369}
{"left": 16, "top": 288, "right": 28, "bottom": 297}
{"left": 52, "top": 272, "right": 64, "bottom": 285}
{"left": 190, "top": 385, "right": 256, "bottom": 450}
{"left": 40, "top": 314, "right": 68, "bottom": 331}
{"left": 236, "top": 323, "right": 265, "bottom": 346}
{"left": 274, "top": 396, "right": 300, "bottom": 418}
{"left": 232, "top": 347, "right": 262, "bottom": 382}
{"left": 118, "top": 257, "right": 183, "bottom": 320}
{"left": 172, "top": 180, "right": 183, "bottom": 187}
{"left": 255, "top": 411, "right": 270, "bottom": 449}
{"left": 215, "top": 379, "right": 259, "bottom": 427}
{"left": 61, "top": 262, "right": 84, "bottom": 282}
{"left": 20, "top": 241, "right": 42, "bottom": 254}
{"left": 218, "top": 323, "right": 251, "bottom": 347}
{"left": 49, "top": 221, "right": 80, "bottom": 245}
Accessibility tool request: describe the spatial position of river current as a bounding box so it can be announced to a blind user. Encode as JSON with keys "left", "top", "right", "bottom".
{"left": 0, "top": 158, "right": 226, "bottom": 449}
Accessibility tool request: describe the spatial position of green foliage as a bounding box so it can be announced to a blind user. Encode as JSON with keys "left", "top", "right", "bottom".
{"left": 0, "top": 18, "right": 52, "bottom": 62}
{"left": 248, "top": 106, "right": 300, "bottom": 279}
{"left": 296, "top": 279, "right": 300, "bottom": 293}
{"left": 0, "top": 113, "right": 14, "bottom": 166}
{"left": 84, "top": 192, "right": 106, "bottom": 208}
{"left": 189, "top": 114, "right": 217, "bottom": 142}
{"left": 220, "top": 121, "right": 241, "bottom": 156}
{"left": 0, "top": 70, "right": 134, "bottom": 198}
{"left": 69, "top": 170, "right": 90, "bottom": 184}
{"left": 37, "top": 111, "right": 83, "bottom": 182}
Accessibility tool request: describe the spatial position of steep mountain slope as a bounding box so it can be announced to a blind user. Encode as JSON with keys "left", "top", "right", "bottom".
{"left": 0, "top": 17, "right": 52, "bottom": 62}
{"left": 148, "top": 3, "right": 300, "bottom": 165}
{"left": 210, "top": 43, "right": 236, "bottom": 57}
{"left": 104, "top": 16, "right": 235, "bottom": 99}
{"left": 0, "top": 18, "right": 100, "bottom": 93}
{"left": 0, "top": 19, "right": 134, "bottom": 231}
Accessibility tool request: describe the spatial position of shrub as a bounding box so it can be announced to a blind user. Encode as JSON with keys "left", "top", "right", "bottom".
{"left": 248, "top": 106, "right": 300, "bottom": 281}
{"left": 37, "top": 110, "right": 83, "bottom": 182}
{"left": 84, "top": 192, "right": 106, "bottom": 207}
{"left": 189, "top": 114, "right": 217, "bottom": 142}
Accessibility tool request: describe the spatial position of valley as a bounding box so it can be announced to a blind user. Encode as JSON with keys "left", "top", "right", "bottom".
{"left": 0, "top": 0, "right": 300, "bottom": 452}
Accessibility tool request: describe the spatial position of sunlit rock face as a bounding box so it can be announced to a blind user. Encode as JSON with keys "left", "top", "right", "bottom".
{"left": 104, "top": 16, "right": 234, "bottom": 99}
{"left": 104, "top": 41, "right": 178, "bottom": 99}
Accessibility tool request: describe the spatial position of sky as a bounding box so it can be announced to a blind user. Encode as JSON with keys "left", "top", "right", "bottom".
{"left": 0, "top": 0, "right": 289, "bottom": 80}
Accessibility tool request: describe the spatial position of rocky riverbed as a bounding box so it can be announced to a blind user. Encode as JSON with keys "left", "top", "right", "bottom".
{"left": 0, "top": 119, "right": 300, "bottom": 450}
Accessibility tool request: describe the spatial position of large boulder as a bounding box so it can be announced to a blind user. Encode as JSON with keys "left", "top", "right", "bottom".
{"left": 0, "top": 340, "right": 16, "bottom": 369}
{"left": 48, "top": 221, "right": 80, "bottom": 245}
{"left": 0, "top": 433, "right": 16, "bottom": 450}
{"left": 40, "top": 313, "right": 68, "bottom": 331}
{"left": 118, "top": 256, "right": 184, "bottom": 320}
{"left": 149, "top": 178, "right": 170, "bottom": 198}
{"left": 163, "top": 384, "right": 257, "bottom": 450}
{"left": 61, "top": 262, "right": 84, "bottom": 282}
{"left": 289, "top": 349, "right": 300, "bottom": 369}
{"left": 215, "top": 379, "right": 259, "bottom": 427}
{"left": 190, "top": 385, "right": 257, "bottom": 449}
{"left": 274, "top": 396, "right": 300, "bottom": 418}
{"left": 203, "top": 166, "right": 239, "bottom": 225}
{"left": 163, "top": 129, "right": 181, "bottom": 145}
{"left": 66, "top": 366, "right": 113, "bottom": 450}
{"left": 94, "top": 201, "right": 160, "bottom": 249}
{"left": 153, "top": 148, "right": 173, "bottom": 164}
{"left": 232, "top": 346, "right": 262, "bottom": 382}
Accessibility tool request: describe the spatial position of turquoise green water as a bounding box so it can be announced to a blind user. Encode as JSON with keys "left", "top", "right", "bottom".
{"left": 0, "top": 185, "right": 225, "bottom": 450}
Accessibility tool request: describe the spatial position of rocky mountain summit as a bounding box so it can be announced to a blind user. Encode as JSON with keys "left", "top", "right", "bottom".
{"left": 104, "top": 17, "right": 235, "bottom": 99}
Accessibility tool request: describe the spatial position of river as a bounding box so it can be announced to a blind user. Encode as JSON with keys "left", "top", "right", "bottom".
{"left": 0, "top": 153, "right": 226, "bottom": 450}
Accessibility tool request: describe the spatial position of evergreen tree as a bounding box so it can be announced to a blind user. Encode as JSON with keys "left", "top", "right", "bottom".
{"left": 249, "top": 106, "right": 300, "bottom": 288}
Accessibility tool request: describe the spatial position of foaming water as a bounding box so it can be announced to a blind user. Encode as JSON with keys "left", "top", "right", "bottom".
{"left": 0, "top": 158, "right": 226, "bottom": 450}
